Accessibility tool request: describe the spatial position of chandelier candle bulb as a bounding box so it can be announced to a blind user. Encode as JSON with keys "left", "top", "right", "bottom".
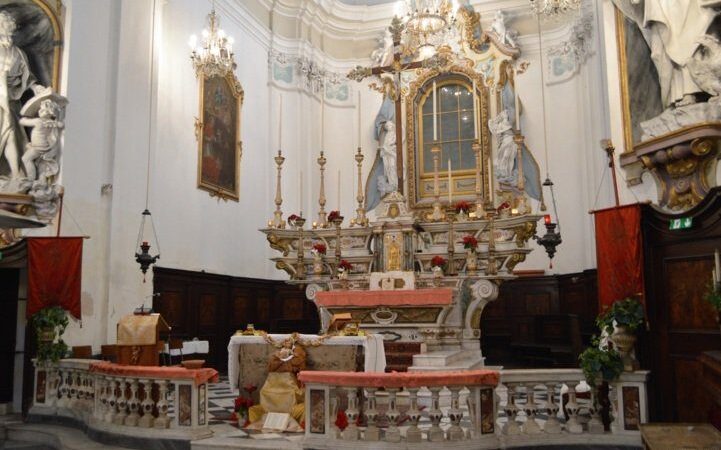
{"left": 433, "top": 80, "right": 438, "bottom": 141}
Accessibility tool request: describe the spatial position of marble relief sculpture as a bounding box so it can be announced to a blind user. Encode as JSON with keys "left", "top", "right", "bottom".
{"left": 613, "top": 0, "right": 720, "bottom": 138}
{"left": 0, "top": 9, "right": 66, "bottom": 222}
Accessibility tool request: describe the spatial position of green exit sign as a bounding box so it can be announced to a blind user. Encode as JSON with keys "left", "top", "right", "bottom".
{"left": 669, "top": 217, "right": 693, "bottom": 230}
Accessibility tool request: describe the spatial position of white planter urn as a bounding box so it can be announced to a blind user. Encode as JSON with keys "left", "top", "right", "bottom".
{"left": 610, "top": 325, "right": 638, "bottom": 371}
{"left": 465, "top": 249, "right": 477, "bottom": 272}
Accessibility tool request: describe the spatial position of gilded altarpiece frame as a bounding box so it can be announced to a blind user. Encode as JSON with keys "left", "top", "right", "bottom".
{"left": 405, "top": 65, "right": 491, "bottom": 211}
{"left": 195, "top": 71, "right": 244, "bottom": 201}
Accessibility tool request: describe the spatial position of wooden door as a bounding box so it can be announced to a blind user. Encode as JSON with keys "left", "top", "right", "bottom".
{"left": 0, "top": 269, "right": 19, "bottom": 403}
{"left": 642, "top": 191, "right": 721, "bottom": 422}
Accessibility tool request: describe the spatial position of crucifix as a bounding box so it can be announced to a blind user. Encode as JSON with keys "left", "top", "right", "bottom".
{"left": 347, "top": 17, "right": 428, "bottom": 196}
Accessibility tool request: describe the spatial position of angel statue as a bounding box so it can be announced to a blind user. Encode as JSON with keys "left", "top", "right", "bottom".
{"left": 20, "top": 96, "right": 66, "bottom": 184}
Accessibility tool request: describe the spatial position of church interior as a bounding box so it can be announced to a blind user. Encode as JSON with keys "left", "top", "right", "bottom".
{"left": 1, "top": 0, "right": 721, "bottom": 448}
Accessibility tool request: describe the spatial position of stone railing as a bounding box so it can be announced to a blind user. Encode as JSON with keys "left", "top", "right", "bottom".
{"left": 30, "top": 359, "right": 218, "bottom": 443}
{"left": 298, "top": 368, "right": 648, "bottom": 448}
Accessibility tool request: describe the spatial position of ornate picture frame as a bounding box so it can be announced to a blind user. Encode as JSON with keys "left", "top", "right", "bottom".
{"left": 195, "top": 71, "right": 243, "bottom": 201}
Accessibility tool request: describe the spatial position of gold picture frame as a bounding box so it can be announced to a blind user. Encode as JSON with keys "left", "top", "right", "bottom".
{"left": 195, "top": 71, "right": 244, "bottom": 201}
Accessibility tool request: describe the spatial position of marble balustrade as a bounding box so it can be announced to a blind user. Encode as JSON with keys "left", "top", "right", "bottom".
{"left": 30, "top": 359, "right": 215, "bottom": 441}
{"left": 299, "top": 368, "right": 649, "bottom": 449}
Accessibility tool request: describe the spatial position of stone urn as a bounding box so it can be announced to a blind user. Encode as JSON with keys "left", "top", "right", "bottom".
{"left": 610, "top": 325, "right": 638, "bottom": 371}
{"left": 38, "top": 327, "right": 56, "bottom": 343}
{"left": 466, "top": 249, "right": 477, "bottom": 272}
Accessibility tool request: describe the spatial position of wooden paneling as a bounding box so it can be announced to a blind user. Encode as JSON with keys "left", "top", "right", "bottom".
{"left": 481, "top": 270, "right": 598, "bottom": 367}
{"left": 153, "top": 267, "right": 320, "bottom": 372}
{"left": 641, "top": 188, "right": 721, "bottom": 423}
{"left": 0, "top": 269, "right": 19, "bottom": 403}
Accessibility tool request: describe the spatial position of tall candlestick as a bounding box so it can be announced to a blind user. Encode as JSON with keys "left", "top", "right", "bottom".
{"left": 357, "top": 91, "right": 361, "bottom": 148}
{"left": 321, "top": 86, "right": 325, "bottom": 150}
{"left": 317, "top": 151, "right": 327, "bottom": 227}
{"left": 279, "top": 94, "right": 283, "bottom": 150}
{"left": 354, "top": 147, "right": 366, "bottom": 226}
{"left": 271, "top": 150, "right": 285, "bottom": 228}
{"left": 448, "top": 158, "right": 452, "bottom": 204}
{"left": 433, "top": 81, "right": 438, "bottom": 141}
{"left": 472, "top": 80, "right": 478, "bottom": 140}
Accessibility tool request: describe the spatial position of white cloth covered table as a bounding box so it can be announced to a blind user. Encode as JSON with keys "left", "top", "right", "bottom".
{"left": 163, "top": 340, "right": 209, "bottom": 356}
{"left": 227, "top": 333, "right": 386, "bottom": 392}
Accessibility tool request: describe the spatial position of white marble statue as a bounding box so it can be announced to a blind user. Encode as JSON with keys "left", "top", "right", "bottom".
{"left": 378, "top": 120, "right": 398, "bottom": 194}
{"left": 488, "top": 110, "right": 516, "bottom": 185}
{"left": 0, "top": 11, "right": 46, "bottom": 190}
{"left": 612, "top": 0, "right": 717, "bottom": 108}
{"left": 489, "top": 10, "right": 518, "bottom": 49}
{"left": 371, "top": 29, "right": 394, "bottom": 67}
{"left": 20, "top": 97, "right": 65, "bottom": 184}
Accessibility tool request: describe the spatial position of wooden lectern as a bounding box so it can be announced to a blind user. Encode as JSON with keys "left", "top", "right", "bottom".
{"left": 116, "top": 313, "right": 170, "bottom": 366}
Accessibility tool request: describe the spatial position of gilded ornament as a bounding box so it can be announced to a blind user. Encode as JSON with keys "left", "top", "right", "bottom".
{"left": 514, "top": 221, "right": 537, "bottom": 248}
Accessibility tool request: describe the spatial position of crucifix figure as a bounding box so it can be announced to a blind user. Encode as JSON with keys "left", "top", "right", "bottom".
{"left": 348, "top": 17, "right": 428, "bottom": 196}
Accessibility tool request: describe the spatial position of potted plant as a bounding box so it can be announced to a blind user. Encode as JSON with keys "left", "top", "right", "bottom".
{"left": 454, "top": 201, "right": 471, "bottom": 221}
{"left": 578, "top": 336, "right": 624, "bottom": 431}
{"left": 461, "top": 235, "right": 478, "bottom": 272}
{"left": 596, "top": 297, "right": 644, "bottom": 371}
{"left": 31, "top": 306, "right": 70, "bottom": 363}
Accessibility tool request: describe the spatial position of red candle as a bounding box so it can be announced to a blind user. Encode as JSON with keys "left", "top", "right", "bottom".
{"left": 544, "top": 214, "right": 551, "bottom": 225}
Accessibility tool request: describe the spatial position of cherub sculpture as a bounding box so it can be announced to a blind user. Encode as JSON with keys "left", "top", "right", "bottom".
{"left": 20, "top": 98, "right": 64, "bottom": 184}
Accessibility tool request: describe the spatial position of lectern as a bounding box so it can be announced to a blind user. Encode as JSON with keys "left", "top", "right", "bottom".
{"left": 116, "top": 313, "right": 170, "bottom": 366}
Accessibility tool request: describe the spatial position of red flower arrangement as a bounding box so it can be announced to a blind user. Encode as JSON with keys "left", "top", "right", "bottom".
{"left": 431, "top": 255, "right": 447, "bottom": 268}
{"left": 454, "top": 200, "right": 472, "bottom": 214}
{"left": 338, "top": 260, "right": 353, "bottom": 271}
{"left": 287, "top": 213, "right": 301, "bottom": 225}
{"left": 462, "top": 235, "right": 478, "bottom": 250}
{"left": 312, "top": 243, "right": 327, "bottom": 254}
{"left": 231, "top": 383, "right": 257, "bottom": 427}
{"left": 496, "top": 201, "right": 510, "bottom": 212}
{"left": 328, "top": 210, "right": 342, "bottom": 222}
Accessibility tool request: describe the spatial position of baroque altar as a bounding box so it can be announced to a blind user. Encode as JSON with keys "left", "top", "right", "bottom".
{"left": 262, "top": 3, "right": 550, "bottom": 371}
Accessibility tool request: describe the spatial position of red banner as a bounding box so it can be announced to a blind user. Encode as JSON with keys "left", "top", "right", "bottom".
{"left": 594, "top": 204, "right": 644, "bottom": 312}
{"left": 26, "top": 237, "right": 83, "bottom": 319}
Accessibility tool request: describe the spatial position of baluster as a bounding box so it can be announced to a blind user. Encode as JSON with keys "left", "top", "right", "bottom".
{"left": 522, "top": 383, "right": 541, "bottom": 434}
{"left": 139, "top": 379, "right": 155, "bottom": 428}
{"left": 114, "top": 378, "right": 128, "bottom": 425}
{"left": 154, "top": 379, "right": 170, "bottom": 429}
{"left": 564, "top": 382, "right": 583, "bottom": 434}
{"left": 47, "top": 368, "right": 59, "bottom": 407}
{"left": 57, "top": 369, "right": 69, "bottom": 408}
{"left": 384, "top": 388, "right": 401, "bottom": 443}
{"left": 543, "top": 382, "right": 562, "bottom": 433}
{"left": 125, "top": 379, "right": 141, "bottom": 426}
{"left": 427, "top": 386, "right": 445, "bottom": 442}
{"left": 105, "top": 378, "right": 118, "bottom": 423}
{"left": 447, "top": 386, "right": 465, "bottom": 440}
{"left": 405, "top": 387, "right": 422, "bottom": 443}
{"left": 363, "top": 387, "right": 380, "bottom": 441}
{"left": 329, "top": 389, "right": 341, "bottom": 438}
{"left": 502, "top": 383, "right": 521, "bottom": 435}
{"left": 95, "top": 377, "right": 107, "bottom": 419}
{"left": 587, "top": 381, "right": 604, "bottom": 434}
{"left": 342, "top": 387, "right": 359, "bottom": 440}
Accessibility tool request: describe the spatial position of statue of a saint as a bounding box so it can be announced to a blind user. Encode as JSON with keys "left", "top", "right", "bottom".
{"left": 488, "top": 110, "right": 516, "bottom": 185}
{"left": 379, "top": 120, "right": 398, "bottom": 194}
{"left": 489, "top": 10, "right": 518, "bottom": 49}
{"left": 0, "top": 11, "right": 45, "bottom": 185}
{"left": 612, "top": 0, "right": 716, "bottom": 107}
{"left": 387, "top": 235, "right": 401, "bottom": 271}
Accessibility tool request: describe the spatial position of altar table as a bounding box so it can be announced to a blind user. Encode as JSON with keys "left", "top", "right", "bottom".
{"left": 227, "top": 333, "right": 386, "bottom": 392}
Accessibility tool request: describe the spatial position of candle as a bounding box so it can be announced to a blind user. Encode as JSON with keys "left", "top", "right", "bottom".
{"left": 448, "top": 158, "right": 452, "bottom": 204}
{"left": 279, "top": 94, "right": 283, "bottom": 150}
{"left": 357, "top": 91, "right": 361, "bottom": 148}
{"left": 514, "top": 84, "right": 521, "bottom": 131}
{"left": 337, "top": 169, "right": 341, "bottom": 211}
{"left": 321, "top": 87, "right": 325, "bottom": 149}
{"left": 473, "top": 79, "right": 478, "bottom": 140}
{"left": 544, "top": 214, "right": 551, "bottom": 225}
{"left": 299, "top": 171, "right": 303, "bottom": 217}
{"left": 433, "top": 81, "right": 438, "bottom": 141}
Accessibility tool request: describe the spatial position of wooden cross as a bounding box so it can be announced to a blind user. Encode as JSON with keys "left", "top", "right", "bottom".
{"left": 348, "top": 18, "right": 427, "bottom": 195}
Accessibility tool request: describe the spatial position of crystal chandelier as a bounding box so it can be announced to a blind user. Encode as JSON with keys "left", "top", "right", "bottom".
{"left": 529, "top": 0, "right": 581, "bottom": 17}
{"left": 396, "top": 0, "right": 457, "bottom": 58}
{"left": 188, "top": 6, "right": 236, "bottom": 77}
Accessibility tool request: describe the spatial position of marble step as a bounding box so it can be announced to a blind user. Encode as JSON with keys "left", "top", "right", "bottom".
{"left": 411, "top": 349, "right": 482, "bottom": 367}
{"left": 0, "top": 440, "right": 53, "bottom": 450}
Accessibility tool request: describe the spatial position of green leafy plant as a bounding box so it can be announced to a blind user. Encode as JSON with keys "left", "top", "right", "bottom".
{"left": 704, "top": 282, "right": 721, "bottom": 312}
{"left": 31, "top": 306, "right": 70, "bottom": 363}
{"left": 578, "top": 336, "right": 624, "bottom": 386}
{"left": 596, "top": 297, "right": 645, "bottom": 335}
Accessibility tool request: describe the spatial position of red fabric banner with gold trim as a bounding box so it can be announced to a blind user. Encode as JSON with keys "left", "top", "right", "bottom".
{"left": 26, "top": 237, "right": 83, "bottom": 319}
{"left": 594, "top": 204, "right": 644, "bottom": 311}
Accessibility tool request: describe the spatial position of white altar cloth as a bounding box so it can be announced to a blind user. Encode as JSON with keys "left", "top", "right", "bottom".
{"left": 227, "top": 333, "right": 386, "bottom": 391}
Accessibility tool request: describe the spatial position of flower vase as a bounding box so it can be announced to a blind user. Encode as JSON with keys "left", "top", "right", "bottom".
{"left": 432, "top": 266, "right": 443, "bottom": 286}
{"left": 465, "top": 249, "right": 477, "bottom": 272}
{"left": 457, "top": 210, "right": 468, "bottom": 222}
{"left": 610, "top": 325, "right": 638, "bottom": 371}
{"left": 313, "top": 254, "right": 323, "bottom": 276}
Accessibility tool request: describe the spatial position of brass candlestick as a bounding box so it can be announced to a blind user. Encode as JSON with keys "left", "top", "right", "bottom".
{"left": 295, "top": 216, "right": 307, "bottom": 280}
{"left": 270, "top": 150, "right": 286, "bottom": 228}
{"left": 431, "top": 143, "right": 444, "bottom": 221}
{"left": 352, "top": 147, "right": 368, "bottom": 227}
{"left": 446, "top": 208, "right": 456, "bottom": 276}
{"left": 317, "top": 151, "right": 328, "bottom": 228}
{"left": 472, "top": 141, "right": 484, "bottom": 219}
{"left": 486, "top": 216, "right": 498, "bottom": 276}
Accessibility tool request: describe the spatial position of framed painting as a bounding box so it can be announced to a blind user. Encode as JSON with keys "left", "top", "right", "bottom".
{"left": 195, "top": 71, "right": 243, "bottom": 201}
